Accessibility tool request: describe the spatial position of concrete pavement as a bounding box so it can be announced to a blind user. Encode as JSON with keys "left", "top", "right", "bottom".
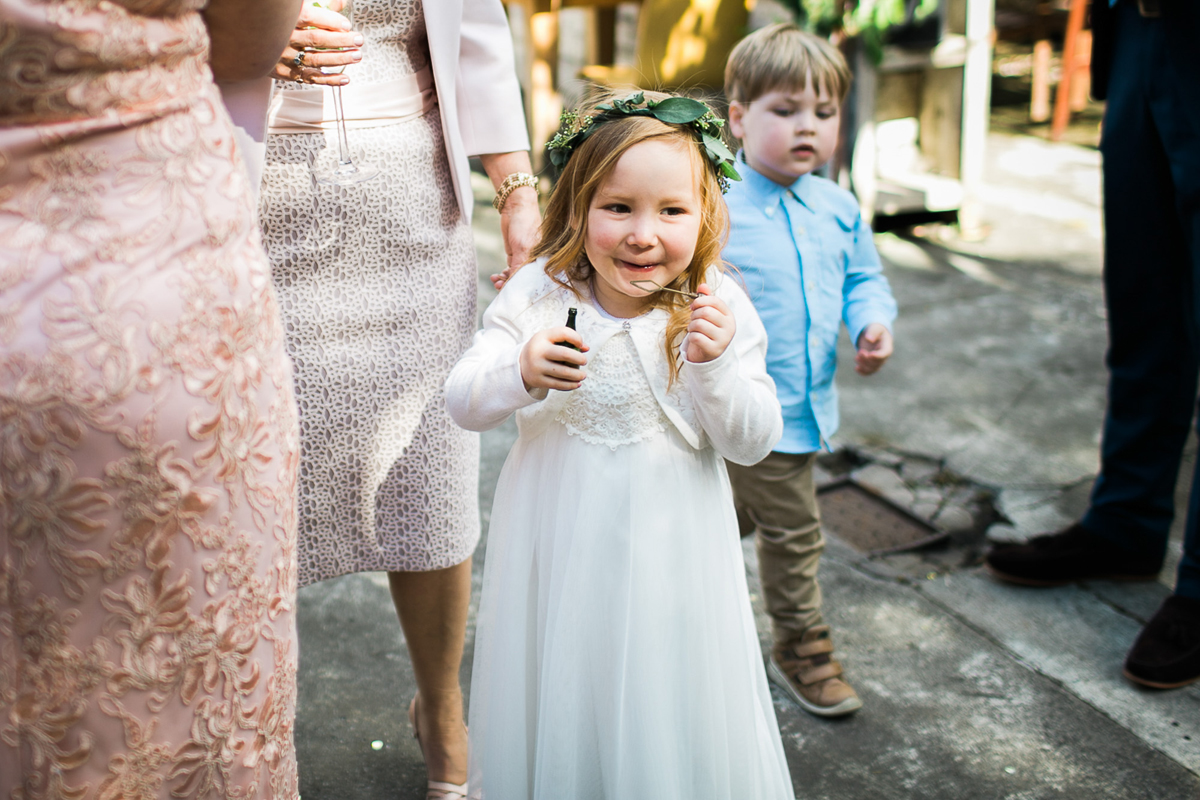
{"left": 293, "top": 132, "right": 1200, "bottom": 799}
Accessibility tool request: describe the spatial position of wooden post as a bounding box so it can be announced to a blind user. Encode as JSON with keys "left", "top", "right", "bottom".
{"left": 594, "top": 6, "right": 616, "bottom": 66}
{"left": 958, "top": 0, "right": 994, "bottom": 239}
{"left": 1069, "top": 29, "right": 1092, "bottom": 112}
{"left": 849, "top": 43, "right": 878, "bottom": 224}
{"left": 1050, "top": 0, "right": 1088, "bottom": 142}
{"left": 1030, "top": 39, "right": 1052, "bottom": 122}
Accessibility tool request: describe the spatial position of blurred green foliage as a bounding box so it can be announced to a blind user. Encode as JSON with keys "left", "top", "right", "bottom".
{"left": 775, "top": 0, "right": 941, "bottom": 63}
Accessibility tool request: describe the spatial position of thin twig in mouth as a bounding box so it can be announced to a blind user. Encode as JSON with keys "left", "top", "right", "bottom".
{"left": 630, "top": 279, "right": 699, "bottom": 300}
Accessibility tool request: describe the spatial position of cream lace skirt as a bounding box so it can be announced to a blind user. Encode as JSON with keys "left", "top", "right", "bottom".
{"left": 260, "top": 110, "right": 480, "bottom": 585}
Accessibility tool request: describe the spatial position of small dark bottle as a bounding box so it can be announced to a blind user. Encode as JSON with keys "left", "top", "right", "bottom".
{"left": 557, "top": 307, "right": 580, "bottom": 351}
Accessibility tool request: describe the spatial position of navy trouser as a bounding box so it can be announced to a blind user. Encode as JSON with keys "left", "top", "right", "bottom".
{"left": 1081, "top": 1, "right": 1200, "bottom": 599}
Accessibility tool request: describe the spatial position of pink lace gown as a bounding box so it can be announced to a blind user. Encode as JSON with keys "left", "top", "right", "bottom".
{"left": 0, "top": 1, "right": 301, "bottom": 798}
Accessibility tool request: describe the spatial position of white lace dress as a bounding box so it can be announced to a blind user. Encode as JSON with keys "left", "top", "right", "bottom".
{"left": 446, "top": 264, "right": 795, "bottom": 800}
{"left": 259, "top": 0, "right": 480, "bottom": 584}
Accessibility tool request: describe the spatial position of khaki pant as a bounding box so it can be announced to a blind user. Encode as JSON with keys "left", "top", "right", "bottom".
{"left": 727, "top": 451, "right": 824, "bottom": 646}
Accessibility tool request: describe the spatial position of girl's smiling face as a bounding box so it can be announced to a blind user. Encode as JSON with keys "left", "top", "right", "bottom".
{"left": 584, "top": 138, "right": 703, "bottom": 319}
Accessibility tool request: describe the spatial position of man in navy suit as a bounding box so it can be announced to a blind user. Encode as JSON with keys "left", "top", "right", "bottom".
{"left": 986, "top": 0, "right": 1200, "bottom": 689}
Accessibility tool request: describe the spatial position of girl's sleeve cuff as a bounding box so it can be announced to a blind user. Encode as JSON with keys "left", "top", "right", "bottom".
{"left": 497, "top": 348, "right": 547, "bottom": 408}
{"left": 681, "top": 341, "right": 739, "bottom": 387}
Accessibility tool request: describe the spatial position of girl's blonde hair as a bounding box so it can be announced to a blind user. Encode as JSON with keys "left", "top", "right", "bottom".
{"left": 531, "top": 91, "right": 731, "bottom": 385}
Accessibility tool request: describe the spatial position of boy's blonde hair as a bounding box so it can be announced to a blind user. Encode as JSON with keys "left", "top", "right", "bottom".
{"left": 724, "top": 23, "right": 851, "bottom": 105}
{"left": 532, "top": 91, "right": 730, "bottom": 385}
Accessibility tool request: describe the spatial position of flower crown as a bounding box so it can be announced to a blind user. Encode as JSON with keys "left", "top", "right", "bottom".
{"left": 545, "top": 92, "right": 742, "bottom": 192}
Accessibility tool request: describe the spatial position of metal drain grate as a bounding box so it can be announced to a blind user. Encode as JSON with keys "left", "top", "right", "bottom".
{"left": 817, "top": 479, "right": 948, "bottom": 554}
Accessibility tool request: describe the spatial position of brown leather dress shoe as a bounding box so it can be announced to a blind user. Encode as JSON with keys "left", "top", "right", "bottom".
{"left": 985, "top": 523, "right": 1162, "bottom": 586}
{"left": 1123, "top": 595, "right": 1200, "bottom": 689}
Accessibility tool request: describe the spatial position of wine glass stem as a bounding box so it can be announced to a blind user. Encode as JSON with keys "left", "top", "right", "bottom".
{"left": 332, "top": 84, "right": 352, "bottom": 166}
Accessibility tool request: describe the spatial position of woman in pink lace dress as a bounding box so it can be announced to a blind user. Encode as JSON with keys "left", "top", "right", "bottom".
{"left": 0, "top": 1, "right": 303, "bottom": 797}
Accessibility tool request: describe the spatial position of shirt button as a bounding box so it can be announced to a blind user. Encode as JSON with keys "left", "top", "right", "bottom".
{"left": 622, "top": 321, "right": 631, "bottom": 331}
{"left": 796, "top": 225, "right": 806, "bottom": 236}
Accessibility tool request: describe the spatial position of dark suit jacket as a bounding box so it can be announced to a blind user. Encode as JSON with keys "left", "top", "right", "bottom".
{"left": 1090, "top": 0, "right": 1200, "bottom": 101}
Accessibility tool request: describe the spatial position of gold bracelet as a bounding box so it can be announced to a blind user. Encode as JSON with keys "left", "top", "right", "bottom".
{"left": 492, "top": 172, "right": 539, "bottom": 212}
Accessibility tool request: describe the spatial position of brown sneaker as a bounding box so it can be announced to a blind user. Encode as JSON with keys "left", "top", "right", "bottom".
{"left": 768, "top": 625, "right": 863, "bottom": 718}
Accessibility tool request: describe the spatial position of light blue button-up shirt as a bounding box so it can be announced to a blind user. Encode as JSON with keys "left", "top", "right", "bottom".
{"left": 722, "top": 158, "right": 897, "bottom": 453}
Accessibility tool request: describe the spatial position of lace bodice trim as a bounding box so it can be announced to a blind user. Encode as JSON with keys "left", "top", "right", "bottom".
{"left": 555, "top": 331, "right": 669, "bottom": 450}
{"left": 514, "top": 280, "right": 699, "bottom": 450}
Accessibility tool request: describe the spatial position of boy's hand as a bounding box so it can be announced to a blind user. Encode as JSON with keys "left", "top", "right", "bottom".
{"left": 855, "top": 323, "right": 893, "bottom": 375}
{"left": 685, "top": 285, "right": 736, "bottom": 364}
{"left": 519, "top": 327, "right": 588, "bottom": 392}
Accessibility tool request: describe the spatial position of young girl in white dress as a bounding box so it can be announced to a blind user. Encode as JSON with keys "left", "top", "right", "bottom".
{"left": 445, "top": 92, "right": 795, "bottom": 800}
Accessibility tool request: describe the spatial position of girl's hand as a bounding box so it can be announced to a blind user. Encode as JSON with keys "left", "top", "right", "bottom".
{"left": 685, "top": 284, "right": 735, "bottom": 364}
{"left": 855, "top": 323, "right": 893, "bottom": 375}
{"left": 519, "top": 327, "right": 589, "bottom": 392}
{"left": 272, "top": 0, "right": 364, "bottom": 86}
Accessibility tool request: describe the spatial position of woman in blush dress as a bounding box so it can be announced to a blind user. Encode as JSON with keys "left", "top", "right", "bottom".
{"left": 0, "top": 0, "right": 304, "bottom": 797}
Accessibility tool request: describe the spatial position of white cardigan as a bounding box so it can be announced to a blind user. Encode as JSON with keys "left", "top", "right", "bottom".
{"left": 445, "top": 262, "right": 784, "bottom": 466}
{"left": 220, "top": 0, "right": 529, "bottom": 219}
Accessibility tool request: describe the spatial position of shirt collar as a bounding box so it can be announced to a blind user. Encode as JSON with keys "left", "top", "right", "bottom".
{"left": 734, "top": 152, "right": 819, "bottom": 214}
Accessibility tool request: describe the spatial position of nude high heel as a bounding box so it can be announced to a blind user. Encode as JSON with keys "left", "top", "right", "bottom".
{"left": 408, "top": 693, "right": 469, "bottom": 800}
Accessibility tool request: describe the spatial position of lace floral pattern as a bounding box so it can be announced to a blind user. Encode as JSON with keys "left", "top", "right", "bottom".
{"left": 557, "top": 332, "right": 668, "bottom": 449}
{"left": 260, "top": 0, "right": 480, "bottom": 584}
{"left": 506, "top": 275, "right": 703, "bottom": 449}
{"left": 0, "top": 0, "right": 210, "bottom": 126}
{"left": 0, "top": 0, "right": 300, "bottom": 797}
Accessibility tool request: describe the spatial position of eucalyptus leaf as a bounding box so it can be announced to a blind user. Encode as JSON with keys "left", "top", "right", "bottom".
{"left": 702, "top": 132, "right": 735, "bottom": 160}
{"left": 652, "top": 97, "right": 709, "bottom": 124}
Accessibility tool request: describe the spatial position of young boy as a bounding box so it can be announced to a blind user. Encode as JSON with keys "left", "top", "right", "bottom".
{"left": 722, "top": 23, "right": 897, "bottom": 718}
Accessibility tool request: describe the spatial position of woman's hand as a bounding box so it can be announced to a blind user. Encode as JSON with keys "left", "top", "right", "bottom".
{"left": 685, "top": 284, "right": 736, "bottom": 364}
{"left": 478, "top": 152, "right": 542, "bottom": 291}
{"left": 493, "top": 186, "right": 540, "bottom": 290}
{"left": 272, "top": 0, "right": 364, "bottom": 86}
{"left": 519, "top": 327, "right": 588, "bottom": 392}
